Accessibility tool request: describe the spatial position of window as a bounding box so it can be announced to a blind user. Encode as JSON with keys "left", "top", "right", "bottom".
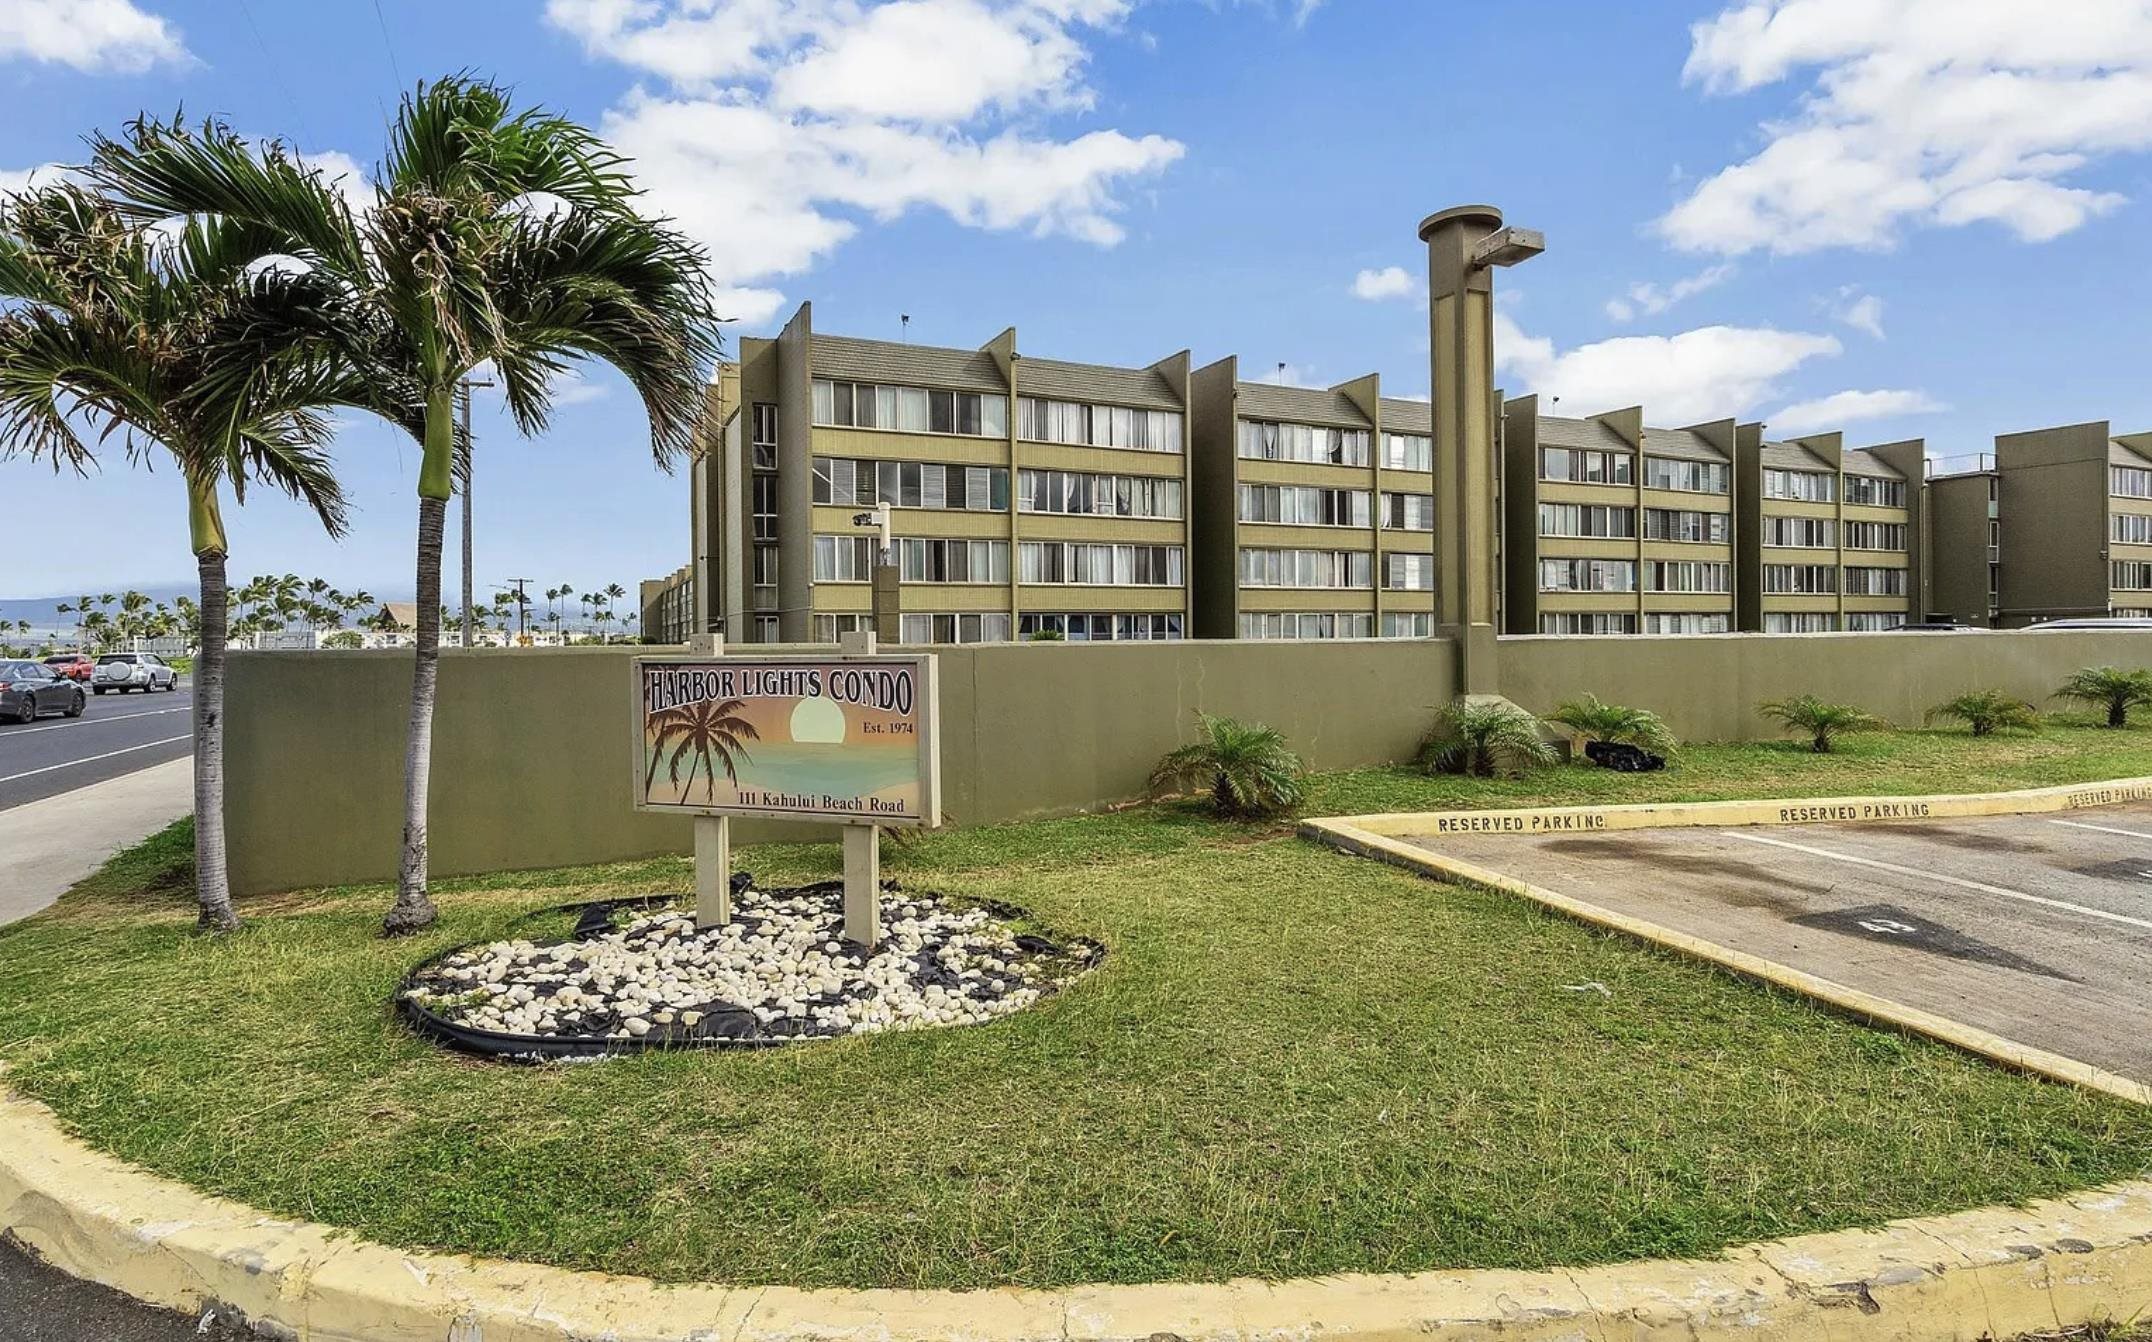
{"left": 1237, "top": 419, "right": 1372, "bottom": 466}
{"left": 1643, "top": 612, "right": 1729, "bottom": 634}
{"left": 1238, "top": 611, "right": 1375, "bottom": 640}
{"left": 1846, "top": 612, "right": 1907, "bottom": 631}
{"left": 2114, "top": 561, "right": 2152, "bottom": 591}
{"left": 754, "top": 614, "right": 781, "bottom": 642}
{"left": 1383, "top": 433, "right": 1432, "bottom": 472}
{"left": 812, "top": 534, "right": 874, "bottom": 582}
{"left": 1019, "top": 469, "right": 1182, "bottom": 519}
{"left": 1764, "top": 612, "right": 1838, "bottom": 633}
{"left": 1019, "top": 543, "right": 1183, "bottom": 586}
{"left": 899, "top": 613, "right": 1012, "bottom": 645}
{"left": 2114, "top": 513, "right": 2152, "bottom": 545}
{"left": 2115, "top": 467, "right": 2152, "bottom": 499}
{"left": 1763, "top": 516, "right": 1837, "bottom": 548}
{"left": 810, "top": 613, "right": 873, "bottom": 642}
{"left": 1843, "top": 475, "right": 1905, "bottom": 507}
{"left": 1644, "top": 560, "right": 1731, "bottom": 593}
{"left": 1382, "top": 553, "right": 1434, "bottom": 590}
{"left": 1237, "top": 484, "right": 1371, "bottom": 527}
{"left": 1642, "top": 457, "right": 1728, "bottom": 494}
{"left": 1381, "top": 612, "right": 1433, "bottom": 638}
{"left": 814, "top": 457, "right": 1009, "bottom": 512}
{"left": 1539, "top": 558, "right": 1637, "bottom": 592}
{"left": 1380, "top": 492, "right": 1434, "bottom": 531}
{"left": 1762, "top": 564, "right": 1838, "bottom": 594}
{"left": 1843, "top": 521, "right": 1907, "bottom": 551}
{"left": 1763, "top": 468, "right": 1837, "bottom": 502}
{"left": 898, "top": 538, "right": 1009, "bottom": 584}
{"left": 750, "top": 403, "right": 778, "bottom": 470}
{"left": 1015, "top": 398, "right": 1182, "bottom": 453}
{"left": 812, "top": 379, "right": 1007, "bottom": 438}
{"left": 1641, "top": 508, "right": 1729, "bottom": 544}
{"left": 1844, "top": 566, "right": 1907, "bottom": 596}
{"left": 1236, "top": 548, "right": 1372, "bottom": 589}
{"left": 1018, "top": 613, "right": 1184, "bottom": 641}
{"left": 1538, "top": 503, "right": 1636, "bottom": 538}
{"left": 1540, "top": 446, "right": 1633, "bottom": 485}
{"left": 752, "top": 475, "right": 778, "bottom": 542}
{"left": 1539, "top": 612, "right": 1638, "bottom": 635}
{"left": 752, "top": 545, "right": 778, "bottom": 613}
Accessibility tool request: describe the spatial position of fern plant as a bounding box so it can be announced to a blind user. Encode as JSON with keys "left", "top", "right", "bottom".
{"left": 1148, "top": 713, "right": 1306, "bottom": 818}
{"left": 1545, "top": 694, "right": 1680, "bottom": 758}
{"left": 1419, "top": 698, "right": 1556, "bottom": 778}
{"left": 1758, "top": 695, "right": 1884, "bottom": 753}
{"left": 1925, "top": 690, "right": 2041, "bottom": 737}
{"left": 2053, "top": 666, "right": 2152, "bottom": 728}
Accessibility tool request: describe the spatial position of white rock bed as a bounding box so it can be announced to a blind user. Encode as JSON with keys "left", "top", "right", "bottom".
{"left": 401, "top": 884, "right": 1096, "bottom": 1050}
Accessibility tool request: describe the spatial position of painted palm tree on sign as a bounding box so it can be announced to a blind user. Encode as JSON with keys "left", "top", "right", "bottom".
{"left": 645, "top": 697, "right": 760, "bottom": 804}
{"left": 87, "top": 80, "right": 722, "bottom": 934}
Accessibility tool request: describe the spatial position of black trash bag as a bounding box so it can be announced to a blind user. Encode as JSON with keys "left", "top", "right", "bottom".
{"left": 571, "top": 902, "right": 618, "bottom": 941}
{"left": 1584, "top": 740, "right": 1666, "bottom": 772}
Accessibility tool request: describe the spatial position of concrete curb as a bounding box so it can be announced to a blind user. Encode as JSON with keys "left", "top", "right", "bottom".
{"left": 1301, "top": 776, "right": 2152, "bottom": 1106}
{"left": 3, "top": 1085, "right": 2151, "bottom": 1341}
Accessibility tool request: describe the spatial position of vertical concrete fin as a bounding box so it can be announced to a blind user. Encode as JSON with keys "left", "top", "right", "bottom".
{"left": 1680, "top": 417, "right": 1738, "bottom": 461}
{"left": 1791, "top": 431, "right": 1844, "bottom": 470}
{"left": 981, "top": 327, "right": 1017, "bottom": 386}
{"left": 1591, "top": 405, "right": 1643, "bottom": 449}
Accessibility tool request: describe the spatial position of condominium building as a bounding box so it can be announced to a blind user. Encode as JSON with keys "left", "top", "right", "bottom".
{"left": 1188, "top": 358, "right": 1438, "bottom": 640}
{"left": 1500, "top": 397, "right": 1739, "bottom": 636}
{"left": 1926, "top": 455, "right": 1999, "bottom": 627}
{"left": 696, "top": 303, "right": 1195, "bottom": 644}
{"left": 1735, "top": 433, "right": 1923, "bottom": 633}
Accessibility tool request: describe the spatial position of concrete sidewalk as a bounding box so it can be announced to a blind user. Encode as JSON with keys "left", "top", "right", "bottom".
{"left": 0, "top": 761, "right": 192, "bottom": 925}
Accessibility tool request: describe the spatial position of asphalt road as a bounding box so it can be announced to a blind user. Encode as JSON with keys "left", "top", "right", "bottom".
{"left": 0, "top": 1240, "right": 247, "bottom": 1342}
{"left": 0, "top": 681, "right": 192, "bottom": 812}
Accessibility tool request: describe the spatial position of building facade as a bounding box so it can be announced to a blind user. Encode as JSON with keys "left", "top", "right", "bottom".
{"left": 1734, "top": 433, "right": 1922, "bottom": 633}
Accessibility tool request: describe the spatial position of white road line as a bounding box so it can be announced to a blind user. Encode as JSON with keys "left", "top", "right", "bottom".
{"left": 1720, "top": 830, "right": 2152, "bottom": 932}
{"left": 1, "top": 704, "right": 190, "bottom": 737}
{"left": 2049, "top": 818, "right": 2152, "bottom": 842}
{"left": 0, "top": 734, "right": 193, "bottom": 785}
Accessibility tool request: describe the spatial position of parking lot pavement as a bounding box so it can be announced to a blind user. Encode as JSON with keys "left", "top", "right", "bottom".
{"left": 1404, "top": 803, "right": 2152, "bottom": 1084}
{"left": 0, "top": 1239, "right": 246, "bottom": 1342}
{"left": 0, "top": 682, "right": 192, "bottom": 813}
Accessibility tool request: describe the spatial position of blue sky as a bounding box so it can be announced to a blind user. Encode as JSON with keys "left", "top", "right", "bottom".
{"left": 5, "top": 0, "right": 2151, "bottom": 600}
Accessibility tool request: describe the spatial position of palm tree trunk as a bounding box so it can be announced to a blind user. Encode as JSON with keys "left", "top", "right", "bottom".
{"left": 385, "top": 386, "right": 455, "bottom": 937}
{"left": 189, "top": 481, "right": 239, "bottom": 935}
{"left": 2111, "top": 699, "right": 2128, "bottom": 729}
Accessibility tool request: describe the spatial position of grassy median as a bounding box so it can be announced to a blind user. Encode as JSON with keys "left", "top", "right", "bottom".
{"left": 2, "top": 724, "right": 2150, "bottom": 1291}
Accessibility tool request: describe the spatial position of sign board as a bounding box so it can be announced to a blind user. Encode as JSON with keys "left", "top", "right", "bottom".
{"left": 632, "top": 654, "right": 940, "bottom": 827}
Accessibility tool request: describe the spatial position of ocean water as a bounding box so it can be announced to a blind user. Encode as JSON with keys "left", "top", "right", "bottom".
{"left": 647, "top": 740, "right": 918, "bottom": 803}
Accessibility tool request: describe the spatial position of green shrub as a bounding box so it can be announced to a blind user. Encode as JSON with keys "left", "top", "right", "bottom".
{"left": 1759, "top": 695, "right": 1884, "bottom": 753}
{"left": 1545, "top": 693, "right": 1679, "bottom": 758}
{"left": 2053, "top": 666, "right": 2152, "bottom": 728}
{"left": 1027, "top": 628, "right": 1066, "bottom": 641}
{"left": 1148, "top": 713, "right": 1305, "bottom": 818}
{"left": 1419, "top": 698, "right": 1556, "bottom": 778}
{"left": 1925, "top": 690, "right": 2041, "bottom": 737}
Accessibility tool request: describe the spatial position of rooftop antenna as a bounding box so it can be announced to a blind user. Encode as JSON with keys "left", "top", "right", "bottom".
{"left": 900, "top": 314, "right": 911, "bottom": 343}
{"left": 1276, "top": 362, "right": 1287, "bottom": 384}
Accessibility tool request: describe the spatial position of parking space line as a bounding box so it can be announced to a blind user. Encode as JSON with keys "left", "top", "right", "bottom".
{"left": 1, "top": 705, "right": 190, "bottom": 737}
{"left": 0, "top": 735, "right": 193, "bottom": 785}
{"left": 2049, "top": 818, "right": 2152, "bottom": 842}
{"left": 1720, "top": 830, "right": 2152, "bottom": 932}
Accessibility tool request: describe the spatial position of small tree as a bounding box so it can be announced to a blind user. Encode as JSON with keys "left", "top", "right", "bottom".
{"left": 2053, "top": 666, "right": 2152, "bottom": 729}
{"left": 1420, "top": 698, "right": 1556, "bottom": 778}
{"left": 1148, "top": 713, "right": 1305, "bottom": 818}
{"left": 321, "top": 629, "right": 363, "bottom": 650}
{"left": 1925, "top": 690, "right": 2041, "bottom": 737}
{"left": 1545, "top": 693, "right": 1679, "bottom": 758}
{"left": 1759, "top": 695, "right": 1883, "bottom": 753}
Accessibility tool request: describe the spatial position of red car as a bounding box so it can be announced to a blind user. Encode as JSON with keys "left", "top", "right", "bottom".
{"left": 41, "top": 652, "right": 95, "bottom": 683}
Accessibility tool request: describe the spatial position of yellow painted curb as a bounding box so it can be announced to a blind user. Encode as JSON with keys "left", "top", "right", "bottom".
{"left": 4, "top": 1078, "right": 2152, "bottom": 1339}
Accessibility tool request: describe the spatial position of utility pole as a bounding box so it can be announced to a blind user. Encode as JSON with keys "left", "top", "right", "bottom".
{"left": 457, "top": 375, "right": 495, "bottom": 649}
{"left": 502, "top": 576, "right": 533, "bottom": 643}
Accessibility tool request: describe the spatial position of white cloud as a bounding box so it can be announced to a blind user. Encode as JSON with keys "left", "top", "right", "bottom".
{"left": 0, "top": 0, "right": 187, "bottom": 72}
{"left": 1495, "top": 311, "right": 1842, "bottom": 424}
{"left": 1605, "top": 263, "right": 1736, "bottom": 323}
{"left": 1830, "top": 288, "right": 1885, "bottom": 339}
{"left": 1768, "top": 387, "right": 1945, "bottom": 434}
{"left": 551, "top": 367, "right": 611, "bottom": 406}
{"left": 0, "top": 164, "right": 68, "bottom": 194}
{"left": 546, "top": 0, "right": 1181, "bottom": 320}
{"left": 1350, "top": 265, "right": 1415, "bottom": 301}
{"left": 1663, "top": 0, "right": 2152, "bottom": 255}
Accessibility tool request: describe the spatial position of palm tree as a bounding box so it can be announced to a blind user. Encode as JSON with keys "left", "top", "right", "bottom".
{"left": 0, "top": 184, "right": 364, "bottom": 933}
{"left": 1758, "top": 695, "right": 1884, "bottom": 753}
{"left": 89, "top": 82, "right": 722, "bottom": 934}
{"left": 2053, "top": 666, "right": 2152, "bottom": 728}
{"left": 1419, "top": 698, "right": 1555, "bottom": 778}
{"left": 1926, "top": 690, "right": 2042, "bottom": 737}
{"left": 1544, "top": 693, "right": 1679, "bottom": 758}
{"left": 1147, "top": 713, "right": 1305, "bottom": 818}
{"left": 645, "top": 697, "right": 759, "bottom": 803}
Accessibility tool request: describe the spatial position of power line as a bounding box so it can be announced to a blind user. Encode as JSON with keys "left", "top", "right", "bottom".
{"left": 369, "top": 0, "right": 406, "bottom": 95}
{"left": 234, "top": 0, "right": 313, "bottom": 145}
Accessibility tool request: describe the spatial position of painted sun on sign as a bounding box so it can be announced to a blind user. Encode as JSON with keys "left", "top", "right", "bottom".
{"left": 634, "top": 657, "right": 939, "bottom": 825}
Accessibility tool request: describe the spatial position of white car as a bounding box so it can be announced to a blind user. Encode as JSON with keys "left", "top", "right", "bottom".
{"left": 93, "top": 653, "right": 179, "bottom": 694}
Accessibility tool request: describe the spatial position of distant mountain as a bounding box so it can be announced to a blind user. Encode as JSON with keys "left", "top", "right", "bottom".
{"left": 0, "top": 586, "right": 198, "bottom": 637}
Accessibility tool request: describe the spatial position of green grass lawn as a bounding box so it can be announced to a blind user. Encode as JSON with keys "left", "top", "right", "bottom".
{"left": 3, "top": 725, "right": 2151, "bottom": 1291}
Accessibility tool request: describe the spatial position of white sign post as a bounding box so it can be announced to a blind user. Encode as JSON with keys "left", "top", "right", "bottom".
{"left": 633, "top": 633, "right": 938, "bottom": 948}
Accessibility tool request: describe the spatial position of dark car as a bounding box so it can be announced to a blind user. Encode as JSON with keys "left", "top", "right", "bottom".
{"left": 3, "top": 659, "right": 86, "bottom": 723}
{"left": 41, "top": 651, "right": 95, "bottom": 682}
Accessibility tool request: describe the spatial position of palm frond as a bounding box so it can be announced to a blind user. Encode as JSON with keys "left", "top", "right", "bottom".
{"left": 1419, "top": 698, "right": 1555, "bottom": 777}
